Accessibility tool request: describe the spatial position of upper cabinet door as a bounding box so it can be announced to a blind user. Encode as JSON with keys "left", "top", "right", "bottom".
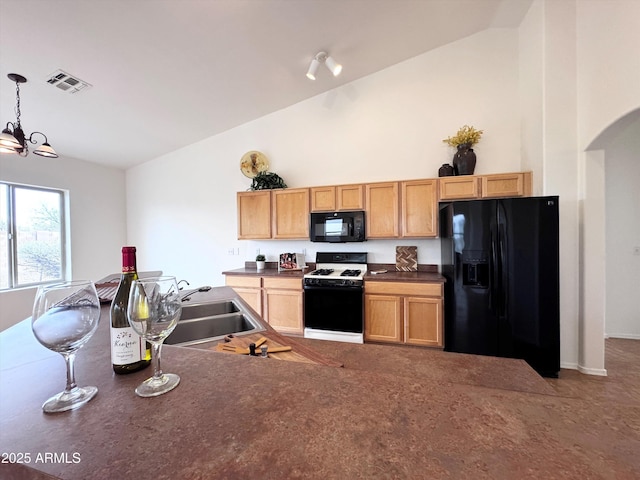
{"left": 401, "top": 179, "right": 438, "bottom": 237}
{"left": 310, "top": 184, "right": 364, "bottom": 212}
{"left": 272, "top": 188, "right": 310, "bottom": 239}
{"left": 336, "top": 184, "right": 364, "bottom": 211}
{"left": 439, "top": 176, "right": 480, "bottom": 200}
{"left": 310, "top": 186, "right": 336, "bottom": 212}
{"left": 481, "top": 172, "right": 532, "bottom": 198}
{"left": 365, "top": 182, "right": 399, "bottom": 238}
{"left": 237, "top": 191, "right": 272, "bottom": 239}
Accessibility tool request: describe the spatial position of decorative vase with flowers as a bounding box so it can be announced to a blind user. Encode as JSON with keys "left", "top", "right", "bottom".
{"left": 443, "top": 125, "right": 483, "bottom": 175}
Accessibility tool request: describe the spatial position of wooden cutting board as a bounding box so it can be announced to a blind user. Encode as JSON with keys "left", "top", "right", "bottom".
{"left": 210, "top": 332, "right": 343, "bottom": 367}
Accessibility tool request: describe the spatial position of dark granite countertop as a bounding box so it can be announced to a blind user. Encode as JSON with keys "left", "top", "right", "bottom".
{"left": 364, "top": 265, "right": 445, "bottom": 284}
{"left": 1, "top": 286, "right": 583, "bottom": 479}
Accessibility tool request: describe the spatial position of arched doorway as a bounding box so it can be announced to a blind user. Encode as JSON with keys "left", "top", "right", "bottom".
{"left": 583, "top": 108, "right": 640, "bottom": 374}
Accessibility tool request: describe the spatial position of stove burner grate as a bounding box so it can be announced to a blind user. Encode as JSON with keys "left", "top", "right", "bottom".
{"left": 340, "top": 269, "right": 362, "bottom": 277}
{"left": 310, "top": 268, "right": 334, "bottom": 276}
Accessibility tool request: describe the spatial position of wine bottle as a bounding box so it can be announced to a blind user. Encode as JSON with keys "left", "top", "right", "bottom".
{"left": 110, "top": 246, "right": 151, "bottom": 374}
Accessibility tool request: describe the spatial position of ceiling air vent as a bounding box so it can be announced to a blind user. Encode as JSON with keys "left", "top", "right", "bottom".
{"left": 45, "top": 70, "right": 92, "bottom": 94}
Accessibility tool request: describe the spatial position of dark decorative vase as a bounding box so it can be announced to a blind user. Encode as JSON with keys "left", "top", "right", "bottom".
{"left": 438, "top": 163, "right": 454, "bottom": 177}
{"left": 453, "top": 143, "right": 476, "bottom": 175}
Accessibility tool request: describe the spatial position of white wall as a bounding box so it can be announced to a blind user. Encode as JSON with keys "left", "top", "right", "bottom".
{"left": 577, "top": 0, "right": 640, "bottom": 151}
{"left": 518, "top": 0, "right": 582, "bottom": 370}
{"left": 127, "top": 28, "right": 522, "bottom": 287}
{"left": 0, "top": 154, "right": 127, "bottom": 330}
{"left": 605, "top": 119, "right": 640, "bottom": 338}
{"left": 518, "top": 0, "right": 544, "bottom": 195}
{"left": 516, "top": 0, "right": 640, "bottom": 373}
{"left": 575, "top": 0, "right": 640, "bottom": 372}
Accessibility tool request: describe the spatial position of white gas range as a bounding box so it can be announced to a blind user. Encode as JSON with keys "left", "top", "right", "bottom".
{"left": 303, "top": 252, "right": 367, "bottom": 344}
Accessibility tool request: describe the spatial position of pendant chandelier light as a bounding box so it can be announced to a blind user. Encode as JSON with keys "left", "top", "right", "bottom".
{"left": 0, "top": 73, "right": 58, "bottom": 158}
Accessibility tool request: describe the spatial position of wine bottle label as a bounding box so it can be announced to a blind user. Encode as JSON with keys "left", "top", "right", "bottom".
{"left": 110, "top": 326, "right": 143, "bottom": 365}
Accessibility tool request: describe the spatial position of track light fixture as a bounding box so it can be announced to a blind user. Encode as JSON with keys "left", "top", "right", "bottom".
{"left": 306, "top": 52, "right": 342, "bottom": 80}
{"left": 0, "top": 73, "right": 58, "bottom": 158}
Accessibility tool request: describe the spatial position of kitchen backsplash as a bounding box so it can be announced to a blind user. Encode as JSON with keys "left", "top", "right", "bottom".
{"left": 240, "top": 238, "right": 442, "bottom": 266}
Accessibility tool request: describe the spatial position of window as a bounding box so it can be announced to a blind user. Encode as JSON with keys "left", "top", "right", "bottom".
{"left": 0, "top": 182, "right": 67, "bottom": 289}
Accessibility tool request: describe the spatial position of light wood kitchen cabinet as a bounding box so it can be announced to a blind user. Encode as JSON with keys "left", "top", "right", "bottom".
{"left": 439, "top": 172, "right": 532, "bottom": 201}
{"left": 439, "top": 176, "right": 481, "bottom": 200}
{"left": 225, "top": 275, "right": 303, "bottom": 335}
{"left": 263, "top": 277, "right": 303, "bottom": 335}
{"left": 310, "top": 186, "right": 336, "bottom": 211}
{"left": 404, "top": 297, "right": 442, "bottom": 347}
{"left": 225, "top": 275, "right": 262, "bottom": 314}
{"left": 481, "top": 172, "right": 532, "bottom": 198}
{"left": 364, "top": 281, "right": 443, "bottom": 347}
{"left": 237, "top": 191, "right": 272, "bottom": 239}
{"left": 401, "top": 179, "right": 438, "bottom": 237}
{"left": 272, "top": 188, "right": 310, "bottom": 239}
{"left": 365, "top": 182, "right": 399, "bottom": 238}
{"left": 337, "top": 184, "right": 365, "bottom": 211}
{"left": 310, "top": 184, "right": 364, "bottom": 212}
{"left": 364, "top": 294, "right": 402, "bottom": 343}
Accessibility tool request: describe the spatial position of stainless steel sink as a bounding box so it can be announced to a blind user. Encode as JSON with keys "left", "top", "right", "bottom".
{"left": 166, "top": 300, "right": 265, "bottom": 346}
{"left": 179, "top": 301, "right": 239, "bottom": 320}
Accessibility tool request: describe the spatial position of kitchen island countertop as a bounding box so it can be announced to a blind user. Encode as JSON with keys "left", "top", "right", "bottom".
{"left": 2, "top": 286, "right": 584, "bottom": 480}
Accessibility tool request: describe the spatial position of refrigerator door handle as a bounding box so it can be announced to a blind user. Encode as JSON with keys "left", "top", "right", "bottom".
{"left": 490, "top": 225, "right": 499, "bottom": 313}
{"left": 498, "top": 223, "right": 508, "bottom": 317}
{"left": 497, "top": 202, "right": 508, "bottom": 318}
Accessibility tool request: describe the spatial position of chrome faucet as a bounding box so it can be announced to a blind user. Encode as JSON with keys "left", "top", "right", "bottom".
{"left": 181, "top": 285, "right": 212, "bottom": 302}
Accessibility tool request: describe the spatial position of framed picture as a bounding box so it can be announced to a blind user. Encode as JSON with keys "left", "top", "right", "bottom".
{"left": 278, "top": 253, "right": 306, "bottom": 271}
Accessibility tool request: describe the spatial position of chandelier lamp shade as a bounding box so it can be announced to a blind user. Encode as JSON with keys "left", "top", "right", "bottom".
{"left": 306, "top": 52, "right": 342, "bottom": 80}
{"left": 0, "top": 73, "right": 58, "bottom": 158}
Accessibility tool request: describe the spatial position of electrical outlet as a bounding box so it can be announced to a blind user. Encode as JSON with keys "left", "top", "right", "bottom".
{"left": 227, "top": 248, "right": 235, "bottom": 255}
{"left": 633, "top": 246, "right": 640, "bottom": 256}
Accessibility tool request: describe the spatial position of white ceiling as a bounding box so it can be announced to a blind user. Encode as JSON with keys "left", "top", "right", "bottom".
{"left": 0, "top": 0, "right": 532, "bottom": 169}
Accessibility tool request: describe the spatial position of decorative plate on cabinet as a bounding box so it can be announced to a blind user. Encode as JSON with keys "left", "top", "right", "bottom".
{"left": 240, "top": 151, "right": 269, "bottom": 178}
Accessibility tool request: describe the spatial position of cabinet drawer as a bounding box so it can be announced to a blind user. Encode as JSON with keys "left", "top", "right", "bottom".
{"left": 365, "top": 281, "right": 442, "bottom": 297}
{"left": 225, "top": 276, "right": 261, "bottom": 288}
{"left": 439, "top": 177, "right": 480, "bottom": 200}
{"left": 263, "top": 277, "right": 302, "bottom": 290}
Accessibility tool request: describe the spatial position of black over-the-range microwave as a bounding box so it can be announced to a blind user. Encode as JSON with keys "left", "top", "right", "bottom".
{"left": 309, "top": 210, "right": 366, "bottom": 243}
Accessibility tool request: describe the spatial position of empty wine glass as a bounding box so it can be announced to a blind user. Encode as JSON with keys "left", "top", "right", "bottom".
{"left": 127, "top": 276, "right": 182, "bottom": 397}
{"left": 31, "top": 280, "right": 101, "bottom": 413}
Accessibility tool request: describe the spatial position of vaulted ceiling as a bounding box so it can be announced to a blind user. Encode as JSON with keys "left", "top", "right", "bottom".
{"left": 0, "top": 0, "right": 532, "bottom": 169}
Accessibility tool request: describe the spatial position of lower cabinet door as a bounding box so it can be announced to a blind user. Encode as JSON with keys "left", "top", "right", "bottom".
{"left": 234, "top": 288, "right": 262, "bottom": 316}
{"left": 264, "top": 288, "right": 303, "bottom": 335}
{"left": 404, "top": 297, "right": 442, "bottom": 347}
{"left": 364, "top": 294, "right": 402, "bottom": 343}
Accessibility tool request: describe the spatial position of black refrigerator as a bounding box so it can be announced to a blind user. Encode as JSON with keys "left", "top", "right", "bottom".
{"left": 440, "top": 196, "right": 560, "bottom": 377}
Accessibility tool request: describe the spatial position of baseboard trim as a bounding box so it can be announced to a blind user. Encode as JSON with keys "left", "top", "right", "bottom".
{"left": 577, "top": 365, "right": 608, "bottom": 376}
{"left": 606, "top": 333, "right": 640, "bottom": 340}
